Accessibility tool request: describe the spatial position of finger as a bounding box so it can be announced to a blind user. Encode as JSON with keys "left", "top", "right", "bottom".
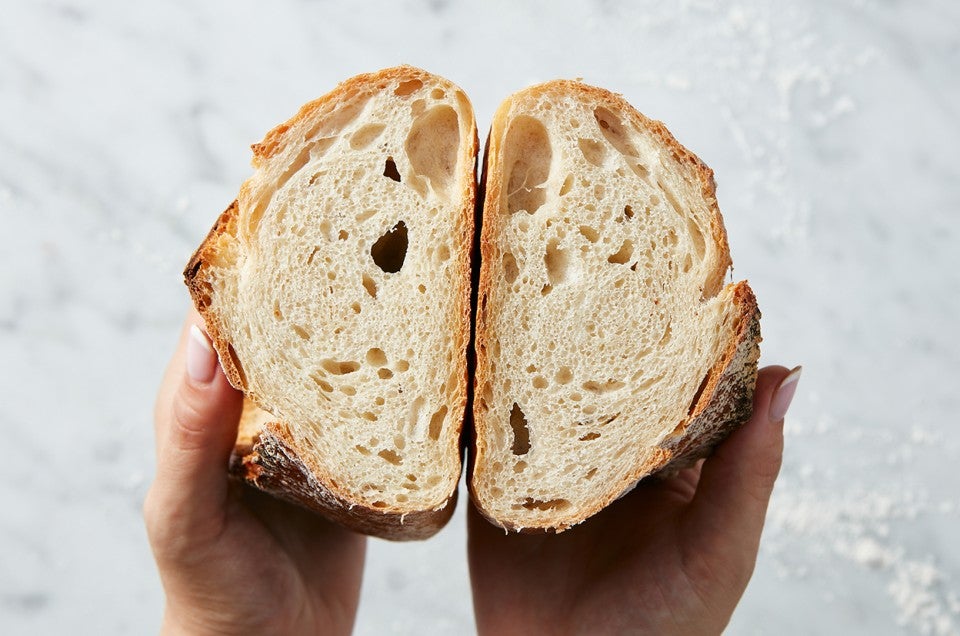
{"left": 681, "top": 365, "right": 800, "bottom": 562}
{"left": 146, "top": 311, "right": 243, "bottom": 543}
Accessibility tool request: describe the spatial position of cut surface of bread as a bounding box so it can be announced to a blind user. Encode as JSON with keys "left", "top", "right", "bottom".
{"left": 185, "top": 66, "right": 478, "bottom": 540}
{"left": 471, "top": 80, "right": 761, "bottom": 532}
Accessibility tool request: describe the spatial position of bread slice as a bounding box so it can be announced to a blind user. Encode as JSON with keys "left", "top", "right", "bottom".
{"left": 184, "top": 66, "right": 478, "bottom": 540}
{"left": 470, "top": 80, "right": 761, "bottom": 532}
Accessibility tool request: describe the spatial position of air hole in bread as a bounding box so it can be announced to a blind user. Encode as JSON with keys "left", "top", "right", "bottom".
{"left": 594, "top": 106, "right": 639, "bottom": 158}
{"left": 585, "top": 468, "right": 598, "bottom": 480}
{"left": 361, "top": 274, "right": 378, "bottom": 298}
{"left": 509, "top": 403, "right": 531, "bottom": 455}
{"left": 428, "top": 405, "right": 448, "bottom": 441}
{"left": 638, "top": 373, "right": 665, "bottom": 390}
{"left": 686, "top": 217, "right": 706, "bottom": 259}
{"left": 532, "top": 376, "right": 548, "bottom": 389}
{"left": 659, "top": 322, "right": 673, "bottom": 346}
{"left": 355, "top": 444, "right": 371, "bottom": 456}
{"left": 378, "top": 449, "right": 403, "bottom": 465}
{"left": 350, "top": 123, "right": 386, "bottom": 149}
{"left": 521, "top": 497, "right": 570, "bottom": 512}
{"left": 430, "top": 88, "right": 445, "bottom": 99}
{"left": 338, "top": 230, "right": 349, "bottom": 241}
{"left": 406, "top": 105, "right": 459, "bottom": 194}
{"left": 633, "top": 163, "right": 651, "bottom": 180}
{"left": 311, "top": 374, "right": 333, "bottom": 393}
{"left": 435, "top": 244, "right": 451, "bottom": 263}
{"left": 371, "top": 501, "right": 387, "bottom": 508}
{"left": 350, "top": 302, "right": 361, "bottom": 314}
{"left": 682, "top": 254, "right": 693, "bottom": 273}
{"left": 582, "top": 379, "right": 625, "bottom": 394}
{"left": 292, "top": 325, "right": 311, "bottom": 340}
{"left": 579, "top": 225, "right": 599, "bottom": 243}
{"left": 320, "top": 359, "right": 361, "bottom": 375}
{"left": 371, "top": 221, "right": 408, "bottom": 273}
{"left": 396, "top": 359, "right": 410, "bottom": 372}
{"left": 540, "top": 284, "right": 552, "bottom": 296}
{"left": 407, "top": 396, "right": 425, "bottom": 435}
{"left": 504, "top": 115, "right": 551, "bottom": 214}
{"left": 366, "top": 348, "right": 388, "bottom": 366}
{"left": 559, "top": 174, "right": 574, "bottom": 196}
{"left": 688, "top": 372, "right": 711, "bottom": 416}
{"left": 502, "top": 252, "right": 519, "bottom": 284}
{"left": 607, "top": 239, "right": 634, "bottom": 265}
{"left": 356, "top": 209, "right": 377, "bottom": 223}
{"left": 659, "top": 181, "right": 684, "bottom": 217}
{"left": 383, "top": 157, "right": 402, "bottom": 182}
{"left": 544, "top": 239, "right": 569, "bottom": 285}
{"left": 394, "top": 79, "right": 423, "bottom": 97}
{"left": 555, "top": 366, "right": 573, "bottom": 384}
{"left": 362, "top": 411, "right": 378, "bottom": 422}
{"left": 578, "top": 138, "right": 606, "bottom": 167}
{"left": 579, "top": 432, "right": 601, "bottom": 441}
{"left": 624, "top": 205, "right": 635, "bottom": 219}
{"left": 340, "top": 385, "right": 356, "bottom": 396}
{"left": 272, "top": 300, "right": 283, "bottom": 320}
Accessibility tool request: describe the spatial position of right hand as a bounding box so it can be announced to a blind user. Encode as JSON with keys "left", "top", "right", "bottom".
{"left": 144, "top": 310, "right": 367, "bottom": 635}
{"left": 468, "top": 365, "right": 800, "bottom": 635}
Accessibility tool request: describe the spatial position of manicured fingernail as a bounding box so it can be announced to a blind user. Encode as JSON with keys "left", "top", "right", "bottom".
{"left": 769, "top": 366, "right": 802, "bottom": 422}
{"left": 187, "top": 324, "right": 216, "bottom": 384}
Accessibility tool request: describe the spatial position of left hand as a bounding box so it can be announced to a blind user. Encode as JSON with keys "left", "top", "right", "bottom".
{"left": 144, "top": 309, "right": 367, "bottom": 635}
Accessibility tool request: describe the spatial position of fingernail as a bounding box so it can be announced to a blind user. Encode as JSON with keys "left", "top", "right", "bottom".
{"left": 769, "top": 366, "right": 802, "bottom": 422}
{"left": 187, "top": 324, "right": 216, "bottom": 384}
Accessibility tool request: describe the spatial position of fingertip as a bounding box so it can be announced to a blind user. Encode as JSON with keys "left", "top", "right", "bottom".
{"left": 769, "top": 366, "right": 802, "bottom": 423}
{"left": 186, "top": 325, "right": 217, "bottom": 384}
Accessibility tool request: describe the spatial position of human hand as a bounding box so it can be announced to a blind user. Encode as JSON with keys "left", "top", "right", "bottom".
{"left": 468, "top": 365, "right": 801, "bottom": 635}
{"left": 144, "top": 310, "right": 367, "bottom": 635}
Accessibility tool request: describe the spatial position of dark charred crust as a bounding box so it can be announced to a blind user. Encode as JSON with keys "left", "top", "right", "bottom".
{"left": 229, "top": 426, "right": 455, "bottom": 541}
{"left": 656, "top": 282, "right": 761, "bottom": 472}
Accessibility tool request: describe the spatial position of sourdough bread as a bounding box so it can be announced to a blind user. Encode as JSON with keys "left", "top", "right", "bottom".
{"left": 185, "top": 66, "right": 478, "bottom": 540}
{"left": 471, "top": 80, "right": 761, "bottom": 532}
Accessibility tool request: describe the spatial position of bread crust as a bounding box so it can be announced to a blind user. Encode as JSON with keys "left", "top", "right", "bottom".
{"left": 184, "top": 66, "right": 477, "bottom": 540}
{"left": 470, "top": 80, "right": 760, "bottom": 532}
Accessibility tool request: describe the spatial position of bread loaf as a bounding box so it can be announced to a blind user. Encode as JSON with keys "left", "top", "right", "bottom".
{"left": 470, "top": 80, "right": 761, "bottom": 532}
{"left": 185, "top": 66, "right": 478, "bottom": 540}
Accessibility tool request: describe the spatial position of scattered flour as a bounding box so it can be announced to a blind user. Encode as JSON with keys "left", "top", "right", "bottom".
{"left": 768, "top": 418, "right": 960, "bottom": 635}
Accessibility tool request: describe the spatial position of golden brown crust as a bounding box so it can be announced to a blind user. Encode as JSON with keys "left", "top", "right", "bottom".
{"left": 470, "top": 79, "right": 760, "bottom": 533}
{"left": 183, "top": 66, "right": 476, "bottom": 540}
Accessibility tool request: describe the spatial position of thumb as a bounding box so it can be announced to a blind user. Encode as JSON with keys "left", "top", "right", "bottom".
{"left": 682, "top": 365, "right": 801, "bottom": 566}
{"left": 146, "top": 314, "right": 244, "bottom": 550}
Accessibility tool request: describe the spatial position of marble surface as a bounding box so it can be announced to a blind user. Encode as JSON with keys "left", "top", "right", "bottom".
{"left": 2, "top": 0, "right": 958, "bottom": 633}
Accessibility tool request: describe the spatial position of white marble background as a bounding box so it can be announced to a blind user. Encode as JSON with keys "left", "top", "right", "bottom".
{"left": 1, "top": 0, "right": 958, "bottom": 633}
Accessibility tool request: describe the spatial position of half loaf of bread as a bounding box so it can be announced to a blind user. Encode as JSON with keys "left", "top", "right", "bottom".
{"left": 185, "top": 66, "right": 478, "bottom": 540}
{"left": 471, "top": 80, "right": 761, "bottom": 532}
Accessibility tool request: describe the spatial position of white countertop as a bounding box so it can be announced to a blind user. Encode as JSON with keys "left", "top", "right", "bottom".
{"left": 2, "top": 0, "right": 958, "bottom": 633}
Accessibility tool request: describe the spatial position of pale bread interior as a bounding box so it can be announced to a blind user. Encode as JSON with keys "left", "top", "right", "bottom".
{"left": 473, "top": 84, "right": 743, "bottom": 529}
{"left": 202, "top": 70, "right": 475, "bottom": 512}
